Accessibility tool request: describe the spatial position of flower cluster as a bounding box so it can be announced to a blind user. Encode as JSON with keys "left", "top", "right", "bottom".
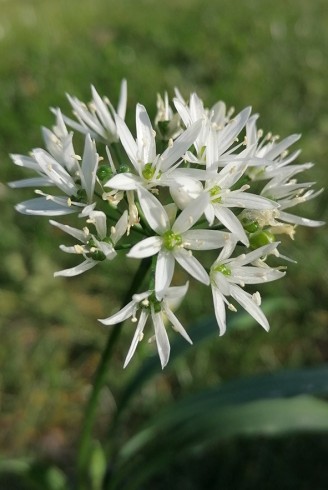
{"left": 10, "top": 81, "right": 324, "bottom": 368}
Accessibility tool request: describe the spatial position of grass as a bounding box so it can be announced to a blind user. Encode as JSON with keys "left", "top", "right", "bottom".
{"left": 0, "top": 0, "right": 327, "bottom": 488}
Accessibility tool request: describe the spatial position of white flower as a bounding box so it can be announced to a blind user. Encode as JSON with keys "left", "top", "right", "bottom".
{"left": 244, "top": 115, "right": 308, "bottom": 179}
{"left": 99, "top": 282, "right": 191, "bottom": 369}
{"left": 9, "top": 109, "right": 78, "bottom": 190}
{"left": 261, "top": 175, "right": 324, "bottom": 228}
{"left": 50, "top": 210, "right": 128, "bottom": 276}
{"left": 61, "top": 79, "right": 127, "bottom": 143}
{"left": 210, "top": 241, "right": 285, "bottom": 335}
{"left": 104, "top": 104, "right": 202, "bottom": 191}
{"left": 199, "top": 161, "right": 279, "bottom": 245}
{"left": 128, "top": 187, "right": 233, "bottom": 298}
{"left": 174, "top": 91, "right": 251, "bottom": 165}
{"left": 11, "top": 134, "right": 99, "bottom": 216}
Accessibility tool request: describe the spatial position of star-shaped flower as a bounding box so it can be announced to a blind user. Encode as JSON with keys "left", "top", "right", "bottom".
{"left": 99, "top": 283, "right": 191, "bottom": 368}
{"left": 62, "top": 79, "right": 127, "bottom": 143}
{"left": 104, "top": 103, "right": 202, "bottom": 191}
{"left": 210, "top": 241, "right": 285, "bottom": 335}
{"left": 11, "top": 134, "right": 99, "bottom": 216}
{"left": 128, "top": 187, "right": 233, "bottom": 298}
{"left": 50, "top": 209, "right": 128, "bottom": 276}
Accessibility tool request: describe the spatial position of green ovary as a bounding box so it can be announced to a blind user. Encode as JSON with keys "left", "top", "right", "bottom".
{"left": 242, "top": 218, "right": 260, "bottom": 233}
{"left": 210, "top": 185, "right": 222, "bottom": 203}
{"left": 142, "top": 163, "right": 161, "bottom": 181}
{"left": 97, "top": 164, "right": 113, "bottom": 182}
{"left": 90, "top": 250, "right": 106, "bottom": 261}
{"left": 214, "top": 264, "right": 232, "bottom": 276}
{"left": 148, "top": 292, "right": 162, "bottom": 313}
{"left": 162, "top": 230, "right": 182, "bottom": 250}
{"left": 249, "top": 229, "right": 275, "bottom": 249}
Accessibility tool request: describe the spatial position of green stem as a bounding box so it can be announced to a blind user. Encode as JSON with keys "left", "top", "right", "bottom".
{"left": 77, "top": 257, "right": 152, "bottom": 487}
{"left": 110, "top": 142, "right": 124, "bottom": 165}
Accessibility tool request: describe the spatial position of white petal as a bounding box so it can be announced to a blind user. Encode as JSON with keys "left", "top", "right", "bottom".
{"left": 33, "top": 149, "right": 77, "bottom": 195}
{"left": 61, "top": 112, "right": 96, "bottom": 138}
{"left": 9, "top": 177, "right": 52, "bottom": 188}
{"left": 155, "top": 251, "right": 175, "bottom": 299}
{"left": 224, "top": 192, "right": 277, "bottom": 209}
{"left": 49, "top": 220, "right": 86, "bottom": 242}
{"left": 264, "top": 134, "right": 301, "bottom": 160}
{"left": 111, "top": 210, "right": 128, "bottom": 244}
{"left": 246, "top": 114, "right": 259, "bottom": 146}
{"left": 66, "top": 94, "right": 105, "bottom": 137}
{"left": 174, "top": 249, "right": 209, "bottom": 285}
{"left": 163, "top": 281, "right": 189, "bottom": 301}
{"left": 190, "top": 93, "right": 204, "bottom": 121}
{"left": 173, "top": 98, "right": 193, "bottom": 127}
{"left": 10, "top": 153, "right": 39, "bottom": 171}
{"left": 123, "top": 309, "right": 148, "bottom": 368}
{"left": 160, "top": 120, "right": 202, "bottom": 171}
{"left": 183, "top": 229, "right": 230, "bottom": 250}
{"left": 168, "top": 174, "right": 203, "bottom": 210}
{"left": 232, "top": 242, "right": 280, "bottom": 266}
{"left": 215, "top": 161, "right": 247, "bottom": 189}
{"left": 217, "top": 107, "right": 251, "bottom": 156}
{"left": 216, "top": 235, "right": 238, "bottom": 261}
{"left": 115, "top": 115, "right": 138, "bottom": 169}
{"left": 212, "top": 270, "right": 232, "bottom": 296}
{"left": 105, "top": 173, "right": 141, "bottom": 190}
{"left": 163, "top": 304, "right": 192, "bottom": 344}
{"left": 98, "top": 299, "right": 136, "bottom": 325}
{"left": 152, "top": 308, "right": 170, "bottom": 369}
{"left": 87, "top": 210, "right": 106, "bottom": 239}
{"left": 127, "top": 236, "right": 162, "bottom": 259}
{"left": 206, "top": 128, "right": 219, "bottom": 170}
{"left": 279, "top": 211, "right": 325, "bottom": 227}
{"left": 137, "top": 187, "right": 169, "bottom": 234}
{"left": 136, "top": 104, "right": 156, "bottom": 164}
{"left": 211, "top": 286, "right": 227, "bottom": 336}
{"left": 117, "top": 79, "right": 128, "bottom": 120}
{"left": 15, "top": 197, "right": 77, "bottom": 216}
{"left": 91, "top": 86, "right": 116, "bottom": 135}
{"left": 172, "top": 193, "right": 208, "bottom": 234}
{"left": 213, "top": 206, "right": 249, "bottom": 245}
{"left": 231, "top": 266, "right": 285, "bottom": 284}
{"left": 54, "top": 258, "right": 96, "bottom": 277}
{"left": 80, "top": 134, "right": 98, "bottom": 202}
{"left": 229, "top": 284, "right": 270, "bottom": 331}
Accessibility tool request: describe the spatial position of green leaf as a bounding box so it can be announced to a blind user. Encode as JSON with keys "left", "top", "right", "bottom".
{"left": 107, "top": 365, "right": 328, "bottom": 489}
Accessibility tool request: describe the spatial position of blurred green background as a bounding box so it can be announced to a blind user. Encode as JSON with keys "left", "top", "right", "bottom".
{"left": 0, "top": 0, "right": 327, "bottom": 488}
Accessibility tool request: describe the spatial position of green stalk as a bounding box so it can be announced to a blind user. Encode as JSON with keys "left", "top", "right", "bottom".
{"left": 77, "top": 257, "right": 152, "bottom": 487}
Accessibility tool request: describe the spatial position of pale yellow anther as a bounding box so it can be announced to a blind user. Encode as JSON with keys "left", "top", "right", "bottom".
{"left": 252, "top": 291, "right": 261, "bottom": 305}
{"left": 74, "top": 244, "right": 85, "bottom": 254}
